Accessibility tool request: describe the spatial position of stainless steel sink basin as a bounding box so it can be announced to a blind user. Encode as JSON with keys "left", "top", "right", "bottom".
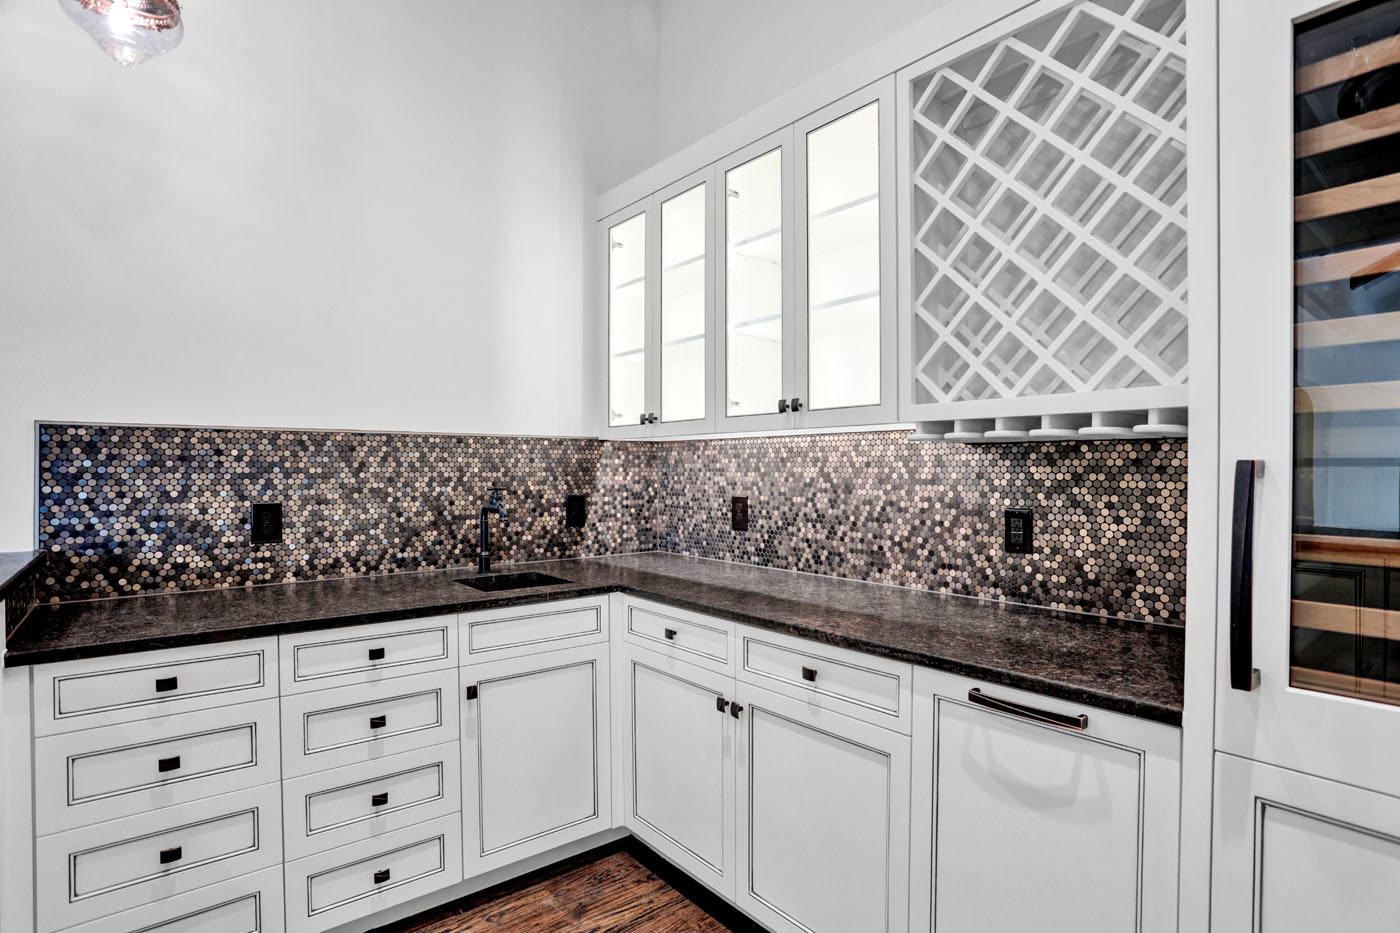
{"left": 454, "top": 572, "right": 571, "bottom": 592}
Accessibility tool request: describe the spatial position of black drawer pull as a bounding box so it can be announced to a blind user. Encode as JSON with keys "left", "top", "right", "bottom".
{"left": 371, "top": 792, "right": 389, "bottom": 807}
{"left": 157, "top": 756, "right": 182, "bottom": 773}
{"left": 465, "top": 685, "right": 478, "bottom": 701}
{"left": 154, "top": 676, "right": 178, "bottom": 693}
{"left": 373, "top": 869, "right": 391, "bottom": 884}
{"left": 716, "top": 696, "right": 729, "bottom": 714}
{"left": 368, "top": 647, "right": 386, "bottom": 662}
{"left": 664, "top": 628, "right": 677, "bottom": 641}
{"left": 159, "top": 846, "right": 182, "bottom": 865}
{"left": 729, "top": 702, "right": 744, "bottom": 719}
{"left": 967, "top": 688, "right": 1088, "bottom": 731}
{"left": 369, "top": 715, "right": 387, "bottom": 730}
{"left": 801, "top": 666, "right": 817, "bottom": 682}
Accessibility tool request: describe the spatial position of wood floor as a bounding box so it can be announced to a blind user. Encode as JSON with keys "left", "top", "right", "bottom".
{"left": 382, "top": 850, "right": 737, "bottom": 933}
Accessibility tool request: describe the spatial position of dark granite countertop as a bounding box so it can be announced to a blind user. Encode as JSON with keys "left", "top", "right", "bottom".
{"left": 0, "top": 550, "right": 43, "bottom": 603}
{"left": 5, "top": 553, "right": 1184, "bottom": 725}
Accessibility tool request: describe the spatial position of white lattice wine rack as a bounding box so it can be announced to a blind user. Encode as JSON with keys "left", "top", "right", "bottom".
{"left": 901, "top": 0, "right": 1188, "bottom": 441}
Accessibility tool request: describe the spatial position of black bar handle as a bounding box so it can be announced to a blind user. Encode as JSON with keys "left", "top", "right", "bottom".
{"left": 371, "top": 792, "right": 389, "bottom": 807}
{"left": 369, "top": 715, "right": 387, "bottom": 730}
{"left": 373, "top": 869, "right": 391, "bottom": 884}
{"left": 154, "top": 676, "right": 178, "bottom": 693}
{"left": 368, "top": 646, "right": 386, "bottom": 662}
{"left": 159, "top": 846, "right": 182, "bottom": 865}
{"left": 157, "top": 756, "right": 182, "bottom": 773}
{"left": 1230, "top": 460, "right": 1262, "bottom": 691}
{"left": 801, "top": 666, "right": 817, "bottom": 683}
{"left": 967, "top": 688, "right": 1088, "bottom": 731}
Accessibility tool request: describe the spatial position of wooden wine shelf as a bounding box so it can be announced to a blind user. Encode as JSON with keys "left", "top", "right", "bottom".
{"left": 1294, "top": 532, "right": 1400, "bottom": 567}
{"left": 1293, "top": 599, "right": 1400, "bottom": 640}
{"left": 1295, "top": 171, "right": 1400, "bottom": 222}
{"left": 1295, "top": 241, "right": 1400, "bottom": 285}
{"left": 1295, "top": 380, "right": 1400, "bottom": 413}
{"left": 1295, "top": 310, "right": 1400, "bottom": 348}
{"left": 1296, "top": 33, "right": 1400, "bottom": 95}
{"left": 1291, "top": 666, "right": 1400, "bottom": 705}
{"left": 1296, "top": 102, "right": 1400, "bottom": 158}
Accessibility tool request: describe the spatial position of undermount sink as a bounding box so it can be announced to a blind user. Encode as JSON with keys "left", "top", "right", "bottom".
{"left": 454, "top": 572, "right": 572, "bottom": 592}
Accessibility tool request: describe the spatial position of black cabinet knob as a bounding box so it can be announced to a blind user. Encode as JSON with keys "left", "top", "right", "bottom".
{"left": 368, "top": 647, "right": 386, "bottom": 662}
{"left": 639, "top": 413, "right": 648, "bottom": 425}
{"left": 159, "top": 846, "right": 182, "bottom": 865}
{"left": 663, "top": 628, "right": 677, "bottom": 641}
{"left": 465, "top": 685, "right": 479, "bottom": 701}
{"left": 801, "top": 666, "right": 817, "bottom": 682}
{"left": 777, "top": 398, "right": 790, "bottom": 413}
{"left": 154, "top": 676, "right": 178, "bottom": 693}
{"left": 716, "top": 696, "right": 729, "bottom": 714}
{"left": 371, "top": 792, "right": 389, "bottom": 807}
{"left": 373, "top": 869, "right": 391, "bottom": 884}
{"left": 729, "top": 702, "right": 744, "bottom": 719}
{"left": 369, "top": 715, "right": 387, "bottom": 730}
{"left": 157, "top": 756, "right": 182, "bottom": 773}
{"left": 790, "top": 397, "right": 803, "bottom": 412}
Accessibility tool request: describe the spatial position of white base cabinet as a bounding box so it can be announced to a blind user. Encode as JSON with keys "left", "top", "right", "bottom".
{"left": 617, "top": 643, "right": 737, "bottom": 899}
{"left": 909, "top": 668, "right": 1180, "bottom": 933}
{"left": 735, "top": 680, "right": 911, "bottom": 933}
{"left": 460, "top": 641, "right": 612, "bottom": 876}
{"left": 1212, "top": 752, "right": 1400, "bottom": 933}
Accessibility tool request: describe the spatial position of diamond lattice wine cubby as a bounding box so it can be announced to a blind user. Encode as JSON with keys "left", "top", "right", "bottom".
{"left": 901, "top": 0, "right": 1188, "bottom": 441}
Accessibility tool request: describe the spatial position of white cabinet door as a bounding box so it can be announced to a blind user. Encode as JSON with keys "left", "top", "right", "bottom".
{"left": 618, "top": 644, "right": 735, "bottom": 899}
{"left": 910, "top": 668, "right": 1180, "bottom": 933}
{"left": 794, "top": 77, "right": 898, "bottom": 429}
{"left": 460, "top": 642, "right": 611, "bottom": 876}
{"left": 601, "top": 199, "right": 654, "bottom": 438}
{"left": 734, "top": 681, "right": 909, "bottom": 933}
{"left": 1213, "top": 752, "right": 1400, "bottom": 932}
{"left": 1217, "top": 0, "right": 1400, "bottom": 798}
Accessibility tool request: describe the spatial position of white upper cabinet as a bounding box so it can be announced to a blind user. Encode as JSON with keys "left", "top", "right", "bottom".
{"left": 602, "top": 169, "right": 718, "bottom": 439}
{"left": 896, "top": 0, "right": 1189, "bottom": 432}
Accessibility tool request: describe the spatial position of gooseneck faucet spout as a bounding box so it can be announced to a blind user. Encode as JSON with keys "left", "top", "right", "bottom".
{"left": 478, "top": 486, "right": 509, "bottom": 574}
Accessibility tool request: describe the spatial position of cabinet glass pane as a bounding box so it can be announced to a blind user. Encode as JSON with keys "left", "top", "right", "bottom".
{"left": 661, "top": 183, "right": 707, "bottom": 424}
{"left": 807, "top": 103, "right": 881, "bottom": 411}
{"left": 608, "top": 213, "right": 646, "bottom": 428}
{"left": 1292, "top": 0, "right": 1400, "bottom": 706}
{"left": 726, "top": 148, "right": 784, "bottom": 417}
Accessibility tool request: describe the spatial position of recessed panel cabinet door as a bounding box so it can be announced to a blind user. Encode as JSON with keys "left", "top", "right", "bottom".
{"left": 734, "top": 682, "right": 910, "bottom": 933}
{"left": 1213, "top": 752, "right": 1400, "bottom": 932}
{"left": 461, "top": 643, "right": 611, "bottom": 877}
{"left": 620, "top": 646, "right": 735, "bottom": 899}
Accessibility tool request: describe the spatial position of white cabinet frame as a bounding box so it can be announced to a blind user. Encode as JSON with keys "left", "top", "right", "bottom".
{"left": 599, "top": 198, "right": 655, "bottom": 440}
{"left": 794, "top": 77, "right": 899, "bottom": 429}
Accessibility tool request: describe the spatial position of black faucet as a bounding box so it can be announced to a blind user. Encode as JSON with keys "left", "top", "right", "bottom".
{"left": 478, "top": 486, "right": 509, "bottom": 574}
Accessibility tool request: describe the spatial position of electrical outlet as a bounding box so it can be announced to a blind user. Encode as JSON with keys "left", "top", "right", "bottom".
{"left": 1004, "top": 508, "right": 1033, "bottom": 554}
{"left": 731, "top": 496, "right": 749, "bottom": 532}
{"left": 564, "top": 494, "right": 588, "bottom": 528}
{"left": 251, "top": 503, "right": 283, "bottom": 545}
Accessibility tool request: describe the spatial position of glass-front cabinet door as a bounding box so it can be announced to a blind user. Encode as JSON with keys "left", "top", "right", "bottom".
{"left": 795, "top": 79, "right": 897, "bottom": 428}
{"left": 1218, "top": 0, "right": 1400, "bottom": 798}
{"left": 717, "top": 129, "right": 795, "bottom": 431}
{"left": 603, "top": 203, "right": 651, "bottom": 438}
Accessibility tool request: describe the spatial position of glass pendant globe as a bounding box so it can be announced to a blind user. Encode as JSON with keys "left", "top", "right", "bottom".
{"left": 58, "top": 0, "right": 183, "bottom": 67}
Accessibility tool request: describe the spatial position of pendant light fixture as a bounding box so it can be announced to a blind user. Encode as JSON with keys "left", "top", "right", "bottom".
{"left": 58, "top": 0, "right": 184, "bottom": 67}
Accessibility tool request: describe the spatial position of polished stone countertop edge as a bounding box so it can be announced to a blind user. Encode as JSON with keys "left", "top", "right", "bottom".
{"left": 4, "top": 555, "right": 1184, "bottom": 727}
{"left": 0, "top": 550, "right": 43, "bottom": 602}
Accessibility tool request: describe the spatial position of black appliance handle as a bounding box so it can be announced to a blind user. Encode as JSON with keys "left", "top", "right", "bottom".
{"left": 1230, "top": 460, "right": 1262, "bottom": 692}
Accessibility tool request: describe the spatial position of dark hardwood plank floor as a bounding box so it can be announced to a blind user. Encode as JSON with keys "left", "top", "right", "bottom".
{"left": 380, "top": 850, "right": 737, "bottom": 933}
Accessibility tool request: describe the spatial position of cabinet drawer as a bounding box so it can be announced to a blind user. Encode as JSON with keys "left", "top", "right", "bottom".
{"left": 285, "top": 814, "right": 463, "bottom": 933}
{"left": 36, "top": 784, "right": 282, "bottom": 933}
{"left": 34, "top": 639, "right": 277, "bottom": 736}
{"left": 283, "top": 743, "right": 461, "bottom": 860}
{"left": 35, "top": 699, "right": 280, "bottom": 835}
{"left": 623, "top": 599, "right": 734, "bottom": 674}
{"left": 280, "top": 617, "right": 456, "bottom": 693}
{"left": 280, "top": 669, "right": 459, "bottom": 777}
{"left": 461, "top": 597, "right": 607, "bottom": 662}
{"left": 739, "top": 627, "right": 912, "bottom": 733}
{"left": 62, "top": 866, "right": 284, "bottom": 933}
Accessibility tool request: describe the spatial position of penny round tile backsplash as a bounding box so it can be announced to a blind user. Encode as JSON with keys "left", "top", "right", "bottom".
{"left": 36, "top": 424, "right": 1185, "bottom": 623}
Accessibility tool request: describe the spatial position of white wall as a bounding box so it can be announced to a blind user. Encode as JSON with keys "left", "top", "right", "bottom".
{"left": 0, "top": 0, "right": 659, "bottom": 552}
{"left": 654, "top": 0, "right": 941, "bottom": 159}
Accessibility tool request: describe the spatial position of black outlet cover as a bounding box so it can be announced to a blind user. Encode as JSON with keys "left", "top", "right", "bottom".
{"left": 731, "top": 496, "right": 749, "bottom": 532}
{"left": 565, "top": 494, "right": 588, "bottom": 528}
{"left": 251, "top": 503, "right": 283, "bottom": 545}
{"left": 1004, "top": 507, "right": 1033, "bottom": 554}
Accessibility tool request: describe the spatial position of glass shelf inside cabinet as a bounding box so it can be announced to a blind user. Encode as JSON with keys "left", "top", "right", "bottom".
{"left": 661, "top": 182, "right": 708, "bottom": 424}
{"left": 1291, "top": 0, "right": 1400, "bottom": 706}
{"left": 609, "top": 212, "right": 647, "bottom": 428}
{"left": 726, "top": 148, "right": 785, "bottom": 417}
